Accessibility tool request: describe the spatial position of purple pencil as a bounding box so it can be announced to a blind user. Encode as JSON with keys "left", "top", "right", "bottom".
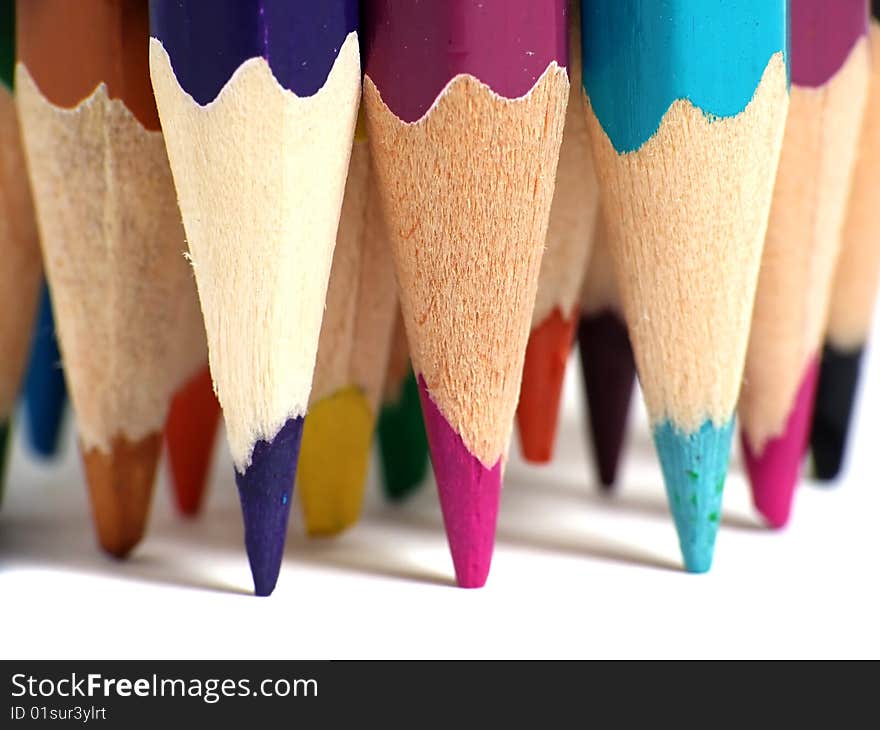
{"left": 149, "top": 0, "right": 361, "bottom": 595}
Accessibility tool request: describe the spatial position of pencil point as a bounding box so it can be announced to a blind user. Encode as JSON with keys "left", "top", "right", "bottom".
{"left": 298, "top": 387, "right": 373, "bottom": 536}
{"left": 577, "top": 311, "right": 635, "bottom": 489}
{"left": 418, "top": 375, "right": 500, "bottom": 588}
{"left": 654, "top": 419, "right": 734, "bottom": 573}
{"left": 23, "top": 284, "right": 67, "bottom": 459}
{"left": 0, "top": 420, "right": 10, "bottom": 507}
{"left": 378, "top": 369, "right": 430, "bottom": 500}
{"left": 810, "top": 344, "right": 862, "bottom": 482}
{"left": 235, "top": 417, "right": 303, "bottom": 597}
{"left": 165, "top": 366, "right": 221, "bottom": 517}
{"left": 81, "top": 433, "right": 162, "bottom": 558}
{"left": 516, "top": 308, "right": 575, "bottom": 463}
{"left": 744, "top": 359, "right": 819, "bottom": 529}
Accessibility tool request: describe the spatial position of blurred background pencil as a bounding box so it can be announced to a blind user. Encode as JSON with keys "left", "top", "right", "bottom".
{"left": 165, "top": 366, "right": 219, "bottom": 518}
{"left": 16, "top": 0, "right": 206, "bottom": 557}
{"left": 582, "top": 0, "right": 789, "bottom": 571}
{"left": 740, "top": 0, "right": 869, "bottom": 527}
{"left": 811, "top": 1, "right": 880, "bottom": 482}
{"left": 577, "top": 207, "right": 635, "bottom": 491}
{"left": 297, "top": 131, "right": 398, "bottom": 536}
{"left": 164, "top": 286, "right": 217, "bottom": 519}
{"left": 377, "top": 311, "right": 430, "bottom": 501}
{"left": 22, "top": 284, "right": 67, "bottom": 460}
{"left": 364, "top": 0, "right": 569, "bottom": 587}
{"left": 150, "top": 0, "right": 361, "bottom": 595}
{"left": 0, "top": 0, "right": 42, "bottom": 501}
{"left": 516, "top": 2, "right": 599, "bottom": 464}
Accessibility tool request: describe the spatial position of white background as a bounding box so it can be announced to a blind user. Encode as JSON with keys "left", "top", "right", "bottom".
{"left": 2, "top": 320, "right": 879, "bottom": 659}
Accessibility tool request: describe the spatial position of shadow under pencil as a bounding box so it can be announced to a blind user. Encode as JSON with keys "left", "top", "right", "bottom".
{"left": 0, "top": 514, "right": 249, "bottom": 596}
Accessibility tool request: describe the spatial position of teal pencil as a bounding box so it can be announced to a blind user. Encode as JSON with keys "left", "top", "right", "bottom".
{"left": 581, "top": 0, "right": 790, "bottom": 570}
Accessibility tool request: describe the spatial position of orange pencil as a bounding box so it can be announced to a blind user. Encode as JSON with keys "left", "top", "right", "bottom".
{"left": 516, "top": 3, "right": 599, "bottom": 463}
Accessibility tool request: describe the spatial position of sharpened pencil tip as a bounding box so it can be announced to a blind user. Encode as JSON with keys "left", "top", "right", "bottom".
{"left": 81, "top": 433, "right": 162, "bottom": 558}
{"left": 417, "top": 375, "right": 500, "bottom": 588}
{"left": 378, "top": 369, "right": 430, "bottom": 500}
{"left": 298, "top": 387, "right": 373, "bottom": 536}
{"left": 577, "top": 311, "right": 636, "bottom": 490}
{"left": 654, "top": 418, "right": 734, "bottom": 573}
{"left": 744, "top": 358, "right": 819, "bottom": 529}
{"left": 810, "top": 344, "right": 863, "bottom": 482}
{"left": 0, "top": 420, "right": 10, "bottom": 507}
{"left": 516, "top": 308, "right": 575, "bottom": 464}
{"left": 235, "top": 417, "right": 303, "bottom": 597}
{"left": 165, "top": 365, "right": 221, "bottom": 518}
{"left": 23, "top": 283, "right": 67, "bottom": 459}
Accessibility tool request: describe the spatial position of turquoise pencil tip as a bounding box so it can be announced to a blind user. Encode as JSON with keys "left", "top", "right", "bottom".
{"left": 653, "top": 418, "right": 734, "bottom": 573}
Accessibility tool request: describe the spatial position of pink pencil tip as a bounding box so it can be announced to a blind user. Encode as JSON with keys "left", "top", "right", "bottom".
{"left": 742, "top": 358, "right": 820, "bottom": 530}
{"left": 417, "top": 374, "right": 501, "bottom": 588}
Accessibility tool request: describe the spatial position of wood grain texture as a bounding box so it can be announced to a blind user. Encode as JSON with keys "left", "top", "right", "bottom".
{"left": 297, "top": 137, "right": 399, "bottom": 535}
{"left": 149, "top": 33, "right": 361, "bottom": 471}
{"left": 364, "top": 65, "right": 569, "bottom": 466}
{"left": 16, "top": 67, "right": 197, "bottom": 452}
{"left": 531, "top": 17, "right": 598, "bottom": 327}
{"left": 580, "top": 206, "right": 623, "bottom": 317}
{"left": 309, "top": 140, "right": 370, "bottom": 404}
{"left": 826, "top": 22, "right": 880, "bottom": 350}
{"left": 169, "top": 252, "right": 208, "bottom": 393}
{"left": 0, "top": 86, "right": 41, "bottom": 418}
{"left": 311, "top": 139, "right": 398, "bottom": 413}
{"left": 382, "top": 308, "right": 410, "bottom": 405}
{"left": 349, "top": 162, "right": 399, "bottom": 412}
{"left": 740, "top": 40, "right": 870, "bottom": 451}
{"left": 584, "top": 53, "right": 789, "bottom": 431}
{"left": 16, "top": 0, "right": 159, "bottom": 129}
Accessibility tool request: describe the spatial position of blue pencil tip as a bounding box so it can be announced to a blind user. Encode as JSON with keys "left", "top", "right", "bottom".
{"left": 653, "top": 418, "right": 734, "bottom": 574}
{"left": 235, "top": 417, "right": 304, "bottom": 597}
{"left": 23, "top": 283, "right": 67, "bottom": 459}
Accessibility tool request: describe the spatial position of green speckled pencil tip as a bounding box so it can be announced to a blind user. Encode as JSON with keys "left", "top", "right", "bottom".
{"left": 654, "top": 419, "right": 734, "bottom": 573}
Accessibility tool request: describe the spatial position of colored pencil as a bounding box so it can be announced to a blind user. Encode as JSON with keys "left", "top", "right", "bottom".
{"left": 516, "top": 3, "right": 599, "bottom": 464}
{"left": 297, "top": 135, "right": 398, "bottom": 536}
{"left": 581, "top": 0, "right": 789, "bottom": 571}
{"left": 23, "top": 282, "right": 67, "bottom": 459}
{"left": 163, "top": 261, "right": 216, "bottom": 518}
{"left": 811, "top": 3, "right": 880, "bottom": 481}
{"left": 740, "top": 0, "right": 869, "bottom": 527}
{"left": 165, "top": 365, "right": 220, "bottom": 518}
{"left": 364, "top": 0, "right": 569, "bottom": 587}
{"left": 149, "top": 1, "right": 361, "bottom": 595}
{"left": 377, "top": 310, "right": 430, "bottom": 501}
{"left": 16, "top": 0, "right": 204, "bottom": 557}
{"left": 0, "top": 0, "right": 42, "bottom": 499}
{"left": 577, "top": 207, "right": 635, "bottom": 490}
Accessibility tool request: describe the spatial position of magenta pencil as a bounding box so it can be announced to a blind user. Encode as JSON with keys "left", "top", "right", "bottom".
{"left": 739, "top": 0, "right": 870, "bottom": 527}
{"left": 363, "top": 0, "right": 569, "bottom": 587}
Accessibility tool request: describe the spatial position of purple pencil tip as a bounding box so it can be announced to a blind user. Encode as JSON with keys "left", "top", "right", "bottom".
{"left": 235, "top": 417, "right": 304, "bottom": 596}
